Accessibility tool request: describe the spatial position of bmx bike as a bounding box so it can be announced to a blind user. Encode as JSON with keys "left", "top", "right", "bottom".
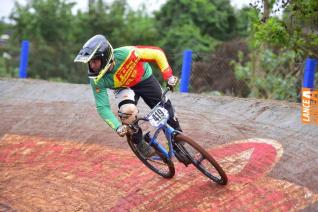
{"left": 126, "top": 88, "right": 228, "bottom": 185}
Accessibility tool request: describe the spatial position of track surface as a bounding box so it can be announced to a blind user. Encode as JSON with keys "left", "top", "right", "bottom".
{"left": 1, "top": 79, "right": 318, "bottom": 211}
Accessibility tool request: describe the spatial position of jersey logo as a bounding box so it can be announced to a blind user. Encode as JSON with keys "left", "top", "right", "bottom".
{"left": 115, "top": 50, "right": 140, "bottom": 87}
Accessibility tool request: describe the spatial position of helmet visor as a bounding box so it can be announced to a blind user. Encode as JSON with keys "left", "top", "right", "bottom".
{"left": 74, "top": 42, "right": 102, "bottom": 63}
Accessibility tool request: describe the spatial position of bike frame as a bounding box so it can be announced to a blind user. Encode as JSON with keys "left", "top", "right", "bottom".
{"left": 130, "top": 88, "right": 181, "bottom": 160}
{"left": 147, "top": 123, "right": 177, "bottom": 160}
{"left": 128, "top": 88, "right": 228, "bottom": 185}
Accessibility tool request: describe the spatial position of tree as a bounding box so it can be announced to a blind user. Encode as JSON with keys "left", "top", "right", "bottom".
{"left": 73, "top": 0, "right": 158, "bottom": 47}
{"left": 154, "top": 0, "right": 249, "bottom": 76}
{"left": 158, "top": 22, "right": 218, "bottom": 76}
{"left": 113, "top": 9, "right": 159, "bottom": 46}
{"left": 231, "top": 0, "right": 318, "bottom": 101}
{"left": 250, "top": 0, "right": 318, "bottom": 58}
{"left": 10, "top": 0, "right": 80, "bottom": 81}
{"left": 0, "top": 20, "right": 16, "bottom": 78}
{"left": 7, "top": 0, "right": 160, "bottom": 83}
{"left": 155, "top": 0, "right": 237, "bottom": 41}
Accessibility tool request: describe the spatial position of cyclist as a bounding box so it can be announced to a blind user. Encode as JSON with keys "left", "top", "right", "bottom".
{"left": 74, "top": 34, "right": 182, "bottom": 157}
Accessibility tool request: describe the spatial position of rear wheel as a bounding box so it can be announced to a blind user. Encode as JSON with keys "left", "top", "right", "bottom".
{"left": 127, "top": 134, "right": 175, "bottom": 178}
{"left": 174, "top": 134, "right": 228, "bottom": 185}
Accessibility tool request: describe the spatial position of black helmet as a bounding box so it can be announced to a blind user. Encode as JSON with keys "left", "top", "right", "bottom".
{"left": 74, "top": 34, "right": 114, "bottom": 81}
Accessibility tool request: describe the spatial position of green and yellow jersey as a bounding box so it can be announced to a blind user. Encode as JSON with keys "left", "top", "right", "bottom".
{"left": 90, "top": 46, "right": 173, "bottom": 131}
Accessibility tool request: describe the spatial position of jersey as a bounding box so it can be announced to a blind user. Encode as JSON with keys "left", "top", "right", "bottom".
{"left": 90, "top": 46, "right": 173, "bottom": 131}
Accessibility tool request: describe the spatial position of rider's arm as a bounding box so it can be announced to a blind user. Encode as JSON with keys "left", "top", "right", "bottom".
{"left": 90, "top": 80, "right": 121, "bottom": 131}
{"left": 136, "top": 46, "right": 173, "bottom": 80}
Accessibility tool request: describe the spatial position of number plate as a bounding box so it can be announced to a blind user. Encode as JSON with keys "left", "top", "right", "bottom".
{"left": 148, "top": 106, "right": 169, "bottom": 127}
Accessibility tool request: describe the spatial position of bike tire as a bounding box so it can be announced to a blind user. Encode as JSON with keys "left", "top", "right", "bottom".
{"left": 126, "top": 135, "right": 175, "bottom": 179}
{"left": 174, "top": 134, "right": 228, "bottom": 185}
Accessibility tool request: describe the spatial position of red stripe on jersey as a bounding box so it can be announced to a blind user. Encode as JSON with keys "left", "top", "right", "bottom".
{"left": 162, "top": 67, "right": 173, "bottom": 80}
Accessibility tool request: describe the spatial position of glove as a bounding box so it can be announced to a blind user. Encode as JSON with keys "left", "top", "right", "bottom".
{"left": 167, "top": 76, "right": 178, "bottom": 91}
{"left": 116, "top": 125, "right": 129, "bottom": 137}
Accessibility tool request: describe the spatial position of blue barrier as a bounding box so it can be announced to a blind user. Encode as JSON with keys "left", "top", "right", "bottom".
{"left": 19, "top": 40, "right": 29, "bottom": 78}
{"left": 303, "top": 57, "right": 317, "bottom": 88}
{"left": 180, "top": 50, "right": 192, "bottom": 93}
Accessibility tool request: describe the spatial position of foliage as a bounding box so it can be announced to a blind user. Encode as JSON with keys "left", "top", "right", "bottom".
{"left": 232, "top": 49, "right": 301, "bottom": 101}
{"left": 250, "top": 0, "right": 318, "bottom": 57}
{"left": 7, "top": 0, "right": 161, "bottom": 83}
{"left": 9, "top": 0, "right": 79, "bottom": 81}
{"left": 3, "top": 0, "right": 250, "bottom": 86}
{"left": 0, "top": 20, "right": 9, "bottom": 34}
{"left": 159, "top": 22, "right": 218, "bottom": 76}
{"left": 0, "top": 20, "right": 18, "bottom": 78}
{"left": 153, "top": 0, "right": 249, "bottom": 76}
{"left": 234, "top": 7, "right": 256, "bottom": 37}
{"left": 155, "top": 0, "right": 237, "bottom": 41}
{"left": 253, "top": 17, "right": 290, "bottom": 47}
{"left": 2, "top": 0, "right": 312, "bottom": 102}
{"left": 112, "top": 9, "right": 160, "bottom": 46}
{"left": 227, "top": 0, "right": 318, "bottom": 102}
{"left": 0, "top": 0, "right": 235, "bottom": 83}
{"left": 0, "top": 57, "right": 19, "bottom": 78}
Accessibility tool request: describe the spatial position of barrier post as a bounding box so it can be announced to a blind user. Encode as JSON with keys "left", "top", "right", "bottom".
{"left": 301, "top": 57, "right": 318, "bottom": 125}
{"left": 180, "top": 50, "right": 192, "bottom": 93}
{"left": 19, "top": 40, "right": 29, "bottom": 78}
{"left": 303, "top": 57, "right": 317, "bottom": 88}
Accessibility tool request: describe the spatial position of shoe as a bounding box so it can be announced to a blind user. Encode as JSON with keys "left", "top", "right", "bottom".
{"left": 131, "top": 127, "right": 143, "bottom": 144}
{"left": 137, "top": 140, "right": 156, "bottom": 158}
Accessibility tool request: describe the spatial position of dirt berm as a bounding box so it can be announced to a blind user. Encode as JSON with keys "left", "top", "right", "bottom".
{"left": 0, "top": 78, "right": 317, "bottom": 211}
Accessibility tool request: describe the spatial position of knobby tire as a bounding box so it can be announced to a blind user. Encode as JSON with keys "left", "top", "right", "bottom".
{"left": 126, "top": 134, "right": 175, "bottom": 178}
{"left": 174, "top": 134, "right": 228, "bottom": 185}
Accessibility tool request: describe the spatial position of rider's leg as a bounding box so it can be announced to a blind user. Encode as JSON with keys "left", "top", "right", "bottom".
{"left": 131, "top": 76, "right": 187, "bottom": 163}
{"left": 114, "top": 88, "right": 141, "bottom": 143}
{"left": 115, "top": 88, "right": 155, "bottom": 157}
{"left": 130, "top": 75, "right": 182, "bottom": 131}
{"left": 114, "top": 88, "right": 138, "bottom": 125}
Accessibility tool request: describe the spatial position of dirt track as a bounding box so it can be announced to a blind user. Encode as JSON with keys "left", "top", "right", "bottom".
{"left": 1, "top": 78, "right": 318, "bottom": 211}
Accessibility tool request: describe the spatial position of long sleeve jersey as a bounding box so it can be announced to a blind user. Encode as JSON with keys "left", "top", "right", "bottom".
{"left": 90, "top": 46, "right": 173, "bottom": 131}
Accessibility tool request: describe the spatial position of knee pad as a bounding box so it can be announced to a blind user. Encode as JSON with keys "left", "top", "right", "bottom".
{"left": 118, "top": 103, "right": 138, "bottom": 124}
{"left": 115, "top": 88, "right": 138, "bottom": 124}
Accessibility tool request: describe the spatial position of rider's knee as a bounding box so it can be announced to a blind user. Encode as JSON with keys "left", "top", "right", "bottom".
{"left": 115, "top": 88, "right": 138, "bottom": 125}
{"left": 118, "top": 103, "right": 138, "bottom": 124}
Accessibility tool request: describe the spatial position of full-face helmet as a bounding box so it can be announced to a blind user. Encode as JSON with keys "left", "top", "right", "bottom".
{"left": 74, "top": 34, "right": 114, "bottom": 81}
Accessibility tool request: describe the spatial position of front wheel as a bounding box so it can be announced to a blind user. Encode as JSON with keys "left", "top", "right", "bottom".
{"left": 174, "top": 134, "right": 228, "bottom": 185}
{"left": 126, "top": 134, "right": 175, "bottom": 178}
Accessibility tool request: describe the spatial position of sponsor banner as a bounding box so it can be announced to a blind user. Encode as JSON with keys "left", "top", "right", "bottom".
{"left": 302, "top": 88, "right": 318, "bottom": 125}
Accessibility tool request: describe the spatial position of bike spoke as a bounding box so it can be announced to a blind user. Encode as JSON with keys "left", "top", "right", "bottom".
{"left": 147, "top": 158, "right": 166, "bottom": 165}
{"left": 175, "top": 134, "right": 228, "bottom": 185}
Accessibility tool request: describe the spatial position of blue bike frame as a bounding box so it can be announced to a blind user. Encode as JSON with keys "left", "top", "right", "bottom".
{"left": 146, "top": 123, "right": 177, "bottom": 160}
{"left": 131, "top": 87, "right": 180, "bottom": 160}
